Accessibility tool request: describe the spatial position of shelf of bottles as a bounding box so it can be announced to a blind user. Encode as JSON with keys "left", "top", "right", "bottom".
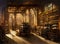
{"left": 44, "top": 3, "right": 59, "bottom": 30}
{"left": 39, "top": 3, "right": 60, "bottom": 40}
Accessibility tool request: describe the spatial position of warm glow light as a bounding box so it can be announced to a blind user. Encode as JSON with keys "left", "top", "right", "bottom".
{"left": 30, "top": 9, "right": 35, "bottom": 15}
{"left": 30, "top": 8, "right": 37, "bottom": 26}
{"left": 44, "top": 3, "right": 57, "bottom": 14}
{"left": 10, "top": 30, "right": 17, "bottom": 36}
{"left": 25, "top": 9, "right": 29, "bottom": 23}
{"left": 16, "top": 13, "right": 23, "bottom": 25}
{"left": 39, "top": 11, "right": 41, "bottom": 14}
{"left": 6, "top": 34, "right": 13, "bottom": 38}
{"left": 48, "top": 3, "right": 56, "bottom": 10}
{"left": 16, "top": 29, "right": 19, "bottom": 33}
{"left": 6, "top": 34, "right": 31, "bottom": 44}
{"left": 26, "top": 9, "right": 29, "bottom": 15}
{"left": 9, "top": 13, "right": 15, "bottom": 27}
{"left": 39, "top": 10, "right": 42, "bottom": 14}
{"left": 52, "top": 27, "right": 57, "bottom": 29}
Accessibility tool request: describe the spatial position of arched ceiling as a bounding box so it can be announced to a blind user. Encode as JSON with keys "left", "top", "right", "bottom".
{"left": 7, "top": 0, "right": 60, "bottom": 11}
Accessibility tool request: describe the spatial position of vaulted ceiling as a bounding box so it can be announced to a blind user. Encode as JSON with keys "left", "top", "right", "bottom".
{"left": 7, "top": 0, "right": 60, "bottom": 11}
{"left": 0, "top": 0, "right": 59, "bottom": 8}
{"left": 7, "top": 0, "right": 60, "bottom": 6}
